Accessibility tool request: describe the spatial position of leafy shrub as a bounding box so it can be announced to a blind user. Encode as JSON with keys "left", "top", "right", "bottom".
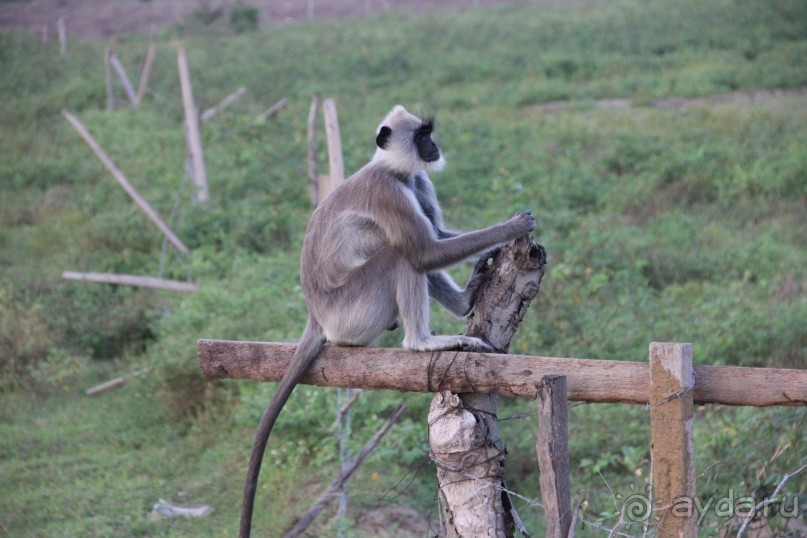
{"left": 0, "top": 283, "right": 57, "bottom": 391}
{"left": 50, "top": 283, "right": 159, "bottom": 360}
{"left": 157, "top": 361, "right": 232, "bottom": 424}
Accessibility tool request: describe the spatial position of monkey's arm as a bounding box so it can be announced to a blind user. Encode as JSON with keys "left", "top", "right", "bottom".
{"left": 427, "top": 273, "right": 477, "bottom": 316}
{"left": 378, "top": 182, "right": 534, "bottom": 273}
{"left": 428, "top": 249, "right": 498, "bottom": 316}
{"left": 428, "top": 272, "right": 471, "bottom": 316}
{"left": 436, "top": 228, "right": 458, "bottom": 239}
{"left": 411, "top": 221, "right": 530, "bottom": 273}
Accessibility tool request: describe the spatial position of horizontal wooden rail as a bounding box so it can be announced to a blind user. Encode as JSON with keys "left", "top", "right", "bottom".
{"left": 197, "top": 340, "right": 807, "bottom": 407}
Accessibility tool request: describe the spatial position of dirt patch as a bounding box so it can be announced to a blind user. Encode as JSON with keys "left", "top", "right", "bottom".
{"left": 0, "top": 0, "right": 530, "bottom": 39}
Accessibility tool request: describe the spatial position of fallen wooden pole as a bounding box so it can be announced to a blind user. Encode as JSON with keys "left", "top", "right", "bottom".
{"left": 108, "top": 50, "right": 139, "bottom": 108}
{"left": 283, "top": 404, "right": 407, "bottom": 537}
{"left": 197, "top": 340, "right": 807, "bottom": 407}
{"left": 63, "top": 271, "right": 197, "bottom": 292}
{"left": 85, "top": 368, "right": 150, "bottom": 396}
{"left": 177, "top": 45, "right": 209, "bottom": 202}
{"left": 201, "top": 87, "right": 247, "bottom": 123}
{"left": 62, "top": 109, "right": 190, "bottom": 254}
{"left": 248, "top": 97, "right": 290, "bottom": 128}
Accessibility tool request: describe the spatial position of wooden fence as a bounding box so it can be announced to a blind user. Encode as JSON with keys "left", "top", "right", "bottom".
{"left": 198, "top": 339, "right": 807, "bottom": 537}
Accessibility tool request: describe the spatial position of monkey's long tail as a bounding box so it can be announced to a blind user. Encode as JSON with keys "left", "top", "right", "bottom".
{"left": 239, "top": 318, "right": 326, "bottom": 538}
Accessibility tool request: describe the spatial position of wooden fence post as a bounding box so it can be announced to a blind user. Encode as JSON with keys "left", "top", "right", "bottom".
{"left": 177, "top": 45, "right": 209, "bottom": 202}
{"left": 136, "top": 42, "right": 157, "bottom": 105}
{"left": 105, "top": 48, "right": 115, "bottom": 110}
{"left": 649, "top": 342, "right": 696, "bottom": 537}
{"left": 320, "top": 98, "right": 344, "bottom": 201}
{"left": 306, "top": 92, "right": 321, "bottom": 206}
{"left": 536, "top": 375, "right": 572, "bottom": 538}
{"left": 57, "top": 17, "right": 67, "bottom": 55}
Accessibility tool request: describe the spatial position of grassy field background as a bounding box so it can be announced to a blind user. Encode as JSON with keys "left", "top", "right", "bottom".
{"left": 1, "top": 0, "right": 806, "bottom": 535}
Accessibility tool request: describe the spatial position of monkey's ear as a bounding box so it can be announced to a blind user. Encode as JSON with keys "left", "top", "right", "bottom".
{"left": 376, "top": 126, "right": 392, "bottom": 149}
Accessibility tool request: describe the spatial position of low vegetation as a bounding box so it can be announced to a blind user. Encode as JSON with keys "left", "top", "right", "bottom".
{"left": 1, "top": 0, "right": 805, "bottom": 535}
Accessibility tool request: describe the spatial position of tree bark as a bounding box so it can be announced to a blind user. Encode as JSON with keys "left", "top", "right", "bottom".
{"left": 429, "top": 236, "right": 547, "bottom": 537}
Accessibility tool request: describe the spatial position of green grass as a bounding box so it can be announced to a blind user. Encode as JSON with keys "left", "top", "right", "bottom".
{"left": 1, "top": 0, "right": 806, "bottom": 535}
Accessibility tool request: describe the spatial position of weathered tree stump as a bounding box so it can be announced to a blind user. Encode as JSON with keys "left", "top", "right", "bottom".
{"left": 429, "top": 235, "right": 547, "bottom": 537}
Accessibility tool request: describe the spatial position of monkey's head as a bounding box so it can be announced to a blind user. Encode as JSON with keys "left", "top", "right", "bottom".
{"left": 373, "top": 105, "right": 446, "bottom": 174}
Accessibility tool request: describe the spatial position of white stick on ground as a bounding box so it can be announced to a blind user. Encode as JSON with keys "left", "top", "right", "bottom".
{"left": 202, "top": 87, "right": 247, "bottom": 123}
{"left": 108, "top": 51, "right": 139, "bottom": 108}
{"left": 63, "top": 271, "right": 197, "bottom": 292}
{"left": 247, "top": 97, "right": 290, "bottom": 128}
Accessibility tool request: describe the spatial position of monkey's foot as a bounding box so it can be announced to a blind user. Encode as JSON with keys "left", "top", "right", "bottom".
{"left": 455, "top": 336, "right": 495, "bottom": 353}
{"left": 406, "top": 335, "right": 494, "bottom": 353}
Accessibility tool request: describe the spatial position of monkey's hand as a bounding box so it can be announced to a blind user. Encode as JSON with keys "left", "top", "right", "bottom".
{"left": 507, "top": 211, "right": 536, "bottom": 235}
{"left": 462, "top": 248, "right": 501, "bottom": 315}
{"left": 473, "top": 247, "right": 501, "bottom": 274}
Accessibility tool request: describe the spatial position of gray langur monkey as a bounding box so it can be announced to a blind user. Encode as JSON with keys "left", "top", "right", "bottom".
{"left": 239, "top": 105, "right": 535, "bottom": 537}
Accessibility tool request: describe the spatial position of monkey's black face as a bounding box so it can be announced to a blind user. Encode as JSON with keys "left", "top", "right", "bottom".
{"left": 375, "top": 114, "right": 441, "bottom": 166}
{"left": 414, "top": 119, "right": 441, "bottom": 163}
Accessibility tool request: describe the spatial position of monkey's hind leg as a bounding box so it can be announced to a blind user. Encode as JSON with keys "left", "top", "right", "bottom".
{"left": 398, "top": 265, "right": 493, "bottom": 353}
